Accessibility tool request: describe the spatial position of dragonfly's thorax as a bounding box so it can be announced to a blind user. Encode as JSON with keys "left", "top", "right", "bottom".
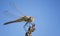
{"left": 23, "top": 16, "right": 34, "bottom": 22}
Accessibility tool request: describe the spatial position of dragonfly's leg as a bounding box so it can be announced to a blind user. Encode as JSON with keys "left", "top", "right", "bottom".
{"left": 24, "top": 22, "right": 31, "bottom": 27}
{"left": 23, "top": 22, "right": 29, "bottom": 31}
{"left": 30, "top": 23, "right": 35, "bottom": 26}
{"left": 24, "top": 22, "right": 28, "bottom": 28}
{"left": 30, "top": 23, "right": 33, "bottom": 25}
{"left": 28, "top": 22, "right": 35, "bottom": 27}
{"left": 29, "top": 22, "right": 31, "bottom": 27}
{"left": 23, "top": 22, "right": 31, "bottom": 31}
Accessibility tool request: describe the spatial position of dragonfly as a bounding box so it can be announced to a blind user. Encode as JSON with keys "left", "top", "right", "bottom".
{"left": 4, "top": 1, "right": 35, "bottom": 28}
{"left": 4, "top": 16, "right": 34, "bottom": 27}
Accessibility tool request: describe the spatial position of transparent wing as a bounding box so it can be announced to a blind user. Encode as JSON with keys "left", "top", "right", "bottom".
{"left": 9, "top": 1, "right": 25, "bottom": 16}
{"left": 3, "top": 10, "right": 20, "bottom": 18}
{"left": 3, "top": 1, "right": 26, "bottom": 18}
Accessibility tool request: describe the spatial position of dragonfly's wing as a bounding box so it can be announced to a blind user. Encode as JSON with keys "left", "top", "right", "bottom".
{"left": 9, "top": 1, "right": 25, "bottom": 16}
{"left": 3, "top": 10, "right": 19, "bottom": 17}
{"left": 3, "top": 1, "right": 25, "bottom": 18}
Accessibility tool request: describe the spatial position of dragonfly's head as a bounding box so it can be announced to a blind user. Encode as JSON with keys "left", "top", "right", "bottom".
{"left": 30, "top": 16, "right": 34, "bottom": 22}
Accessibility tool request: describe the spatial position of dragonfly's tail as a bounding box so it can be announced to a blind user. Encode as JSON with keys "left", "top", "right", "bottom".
{"left": 4, "top": 20, "right": 18, "bottom": 25}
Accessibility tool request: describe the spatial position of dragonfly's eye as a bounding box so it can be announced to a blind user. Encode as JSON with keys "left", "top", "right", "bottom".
{"left": 30, "top": 17, "right": 34, "bottom": 21}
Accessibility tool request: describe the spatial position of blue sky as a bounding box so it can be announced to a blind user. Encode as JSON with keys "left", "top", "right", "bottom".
{"left": 0, "top": 0, "right": 60, "bottom": 36}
